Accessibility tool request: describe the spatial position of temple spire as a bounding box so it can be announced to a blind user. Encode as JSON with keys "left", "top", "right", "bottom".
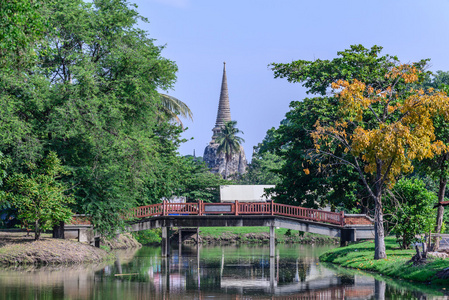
{"left": 211, "top": 62, "right": 231, "bottom": 142}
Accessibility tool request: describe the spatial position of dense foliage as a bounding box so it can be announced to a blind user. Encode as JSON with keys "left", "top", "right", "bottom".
{"left": 4, "top": 152, "right": 73, "bottom": 240}
{"left": 0, "top": 0, "right": 220, "bottom": 234}
{"left": 384, "top": 178, "right": 436, "bottom": 249}
{"left": 268, "top": 45, "right": 449, "bottom": 259}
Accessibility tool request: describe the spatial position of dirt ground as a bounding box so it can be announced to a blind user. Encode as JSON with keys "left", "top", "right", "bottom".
{"left": 0, "top": 231, "right": 109, "bottom": 265}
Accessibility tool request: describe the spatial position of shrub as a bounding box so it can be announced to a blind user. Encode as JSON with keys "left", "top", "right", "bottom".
{"left": 384, "top": 178, "right": 436, "bottom": 249}
{"left": 132, "top": 229, "right": 162, "bottom": 245}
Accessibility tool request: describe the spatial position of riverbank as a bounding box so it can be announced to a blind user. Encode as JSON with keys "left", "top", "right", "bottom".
{"left": 319, "top": 237, "right": 449, "bottom": 285}
{"left": 189, "top": 227, "right": 338, "bottom": 244}
{"left": 133, "top": 227, "right": 338, "bottom": 245}
{"left": 0, "top": 231, "right": 140, "bottom": 265}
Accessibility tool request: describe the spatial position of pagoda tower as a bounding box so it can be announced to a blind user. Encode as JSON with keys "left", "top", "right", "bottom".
{"left": 203, "top": 62, "right": 247, "bottom": 178}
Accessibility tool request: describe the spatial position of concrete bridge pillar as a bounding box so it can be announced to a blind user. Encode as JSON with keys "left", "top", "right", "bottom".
{"left": 270, "top": 225, "right": 275, "bottom": 257}
{"left": 162, "top": 226, "right": 169, "bottom": 257}
{"left": 178, "top": 228, "right": 182, "bottom": 258}
{"left": 270, "top": 256, "right": 275, "bottom": 290}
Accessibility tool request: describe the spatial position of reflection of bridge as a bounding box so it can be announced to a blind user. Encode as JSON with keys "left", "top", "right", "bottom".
{"left": 144, "top": 244, "right": 378, "bottom": 300}
{"left": 128, "top": 201, "right": 375, "bottom": 257}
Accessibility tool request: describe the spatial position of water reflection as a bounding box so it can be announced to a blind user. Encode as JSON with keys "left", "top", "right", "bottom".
{"left": 0, "top": 243, "right": 447, "bottom": 299}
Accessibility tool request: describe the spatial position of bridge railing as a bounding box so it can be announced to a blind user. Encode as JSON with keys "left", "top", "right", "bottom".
{"left": 237, "top": 202, "right": 272, "bottom": 215}
{"left": 129, "top": 203, "right": 163, "bottom": 218}
{"left": 273, "top": 203, "right": 344, "bottom": 226}
{"left": 165, "top": 202, "right": 199, "bottom": 215}
{"left": 129, "top": 201, "right": 344, "bottom": 226}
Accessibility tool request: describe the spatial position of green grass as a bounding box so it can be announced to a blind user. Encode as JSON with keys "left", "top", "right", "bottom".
{"left": 199, "top": 226, "right": 270, "bottom": 237}
{"left": 320, "top": 237, "right": 449, "bottom": 285}
{"left": 198, "top": 226, "right": 337, "bottom": 244}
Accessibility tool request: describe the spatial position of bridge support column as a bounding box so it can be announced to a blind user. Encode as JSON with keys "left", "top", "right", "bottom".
{"left": 178, "top": 228, "right": 182, "bottom": 258}
{"left": 270, "top": 256, "right": 275, "bottom": 291}
{"left": 270, "top": 225, "right": 275, "bottom": 257}
{"left": 162, "top": 226, "right": 169, "bottom": 257}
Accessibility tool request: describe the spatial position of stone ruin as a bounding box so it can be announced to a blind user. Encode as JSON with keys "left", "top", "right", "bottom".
{"left": 203, "top": 62, "right": 247, "bottom": 178}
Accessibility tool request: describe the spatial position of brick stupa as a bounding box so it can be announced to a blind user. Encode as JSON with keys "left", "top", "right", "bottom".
{"left": 203, "top": 62, "right": 247, "bottom": 178}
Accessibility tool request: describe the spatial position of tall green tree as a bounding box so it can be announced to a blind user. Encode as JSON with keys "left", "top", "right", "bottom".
{"left": 271, "top": 45, "right": 434, "bottom": 259}
{"left": 311, "top": 65, "right": 449, "bottom": 259}
{"left": 216, "top": 121, "right": 245, "bottom": 180}
{"left": 4, "top": 152, "right": 73, "bottom": 240}
{"left": 416, "top": 71, "right": 449, "bottom": 249}
{"left": 0, "top": 0, "right": 183, "bottom": 234}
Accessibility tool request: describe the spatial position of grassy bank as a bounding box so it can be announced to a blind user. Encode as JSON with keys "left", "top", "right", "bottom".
{"left": 134, "top": 227, "right": 338, "bottom": 245}
{"left": 194, "top": 227, "right": 337, "bottom": 244}
{"left": 319, "top": 237, "right": 449, "bottom": 285}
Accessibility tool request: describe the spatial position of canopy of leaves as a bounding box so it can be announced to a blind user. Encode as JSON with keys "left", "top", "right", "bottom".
{"left": 0, "top": 0, "right": 199, "bottom": 234}
{"left": 0, "top": 0, "right": 49, "bottom": 69}
{"left": 312, "top": 65, "right": 449, "bottom": 190}
{"left": 271, "top": 44, "right": 428, "bottom": 96}
{"left": 178, "top": 156, "right": 227, "bottom": 203}
{"left": 258, "top": 98, "right": 365, "bottom": 210}
{"left": 238, "top": 149, "right": 282, "bottom": 186}
{"left": 384, "top": 177, "right": 436, "bottom": 249}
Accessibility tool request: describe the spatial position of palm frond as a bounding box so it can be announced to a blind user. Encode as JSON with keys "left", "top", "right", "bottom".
{"left": 160, "top": 93, "right": 193, "bottom": 121}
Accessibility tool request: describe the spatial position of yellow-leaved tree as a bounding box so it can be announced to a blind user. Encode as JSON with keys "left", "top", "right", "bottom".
{"left": 311, "top": 64, "right": 449, "bottom": 259}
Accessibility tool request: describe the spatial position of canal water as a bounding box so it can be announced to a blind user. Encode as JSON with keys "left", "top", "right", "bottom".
{"left": 0, "top": 243, "right": 447, "bottom": 299}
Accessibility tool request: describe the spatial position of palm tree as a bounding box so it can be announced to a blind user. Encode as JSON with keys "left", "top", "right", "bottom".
{"left": 216, "top": 121, "right": 245, "bottom": 179}
{"left": 158, "top": 93, "right": 193, "bottom": 127}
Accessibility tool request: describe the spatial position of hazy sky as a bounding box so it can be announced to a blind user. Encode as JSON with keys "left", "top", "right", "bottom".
{"left": 130, "top": 0, "right": 449, "bottom": 161}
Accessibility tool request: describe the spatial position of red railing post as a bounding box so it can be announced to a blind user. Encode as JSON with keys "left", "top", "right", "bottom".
{"left": 199, "top": 200, "right": 203, "bottom": 216}
{"left": 235, "top": 200, "right": 239, "bottom": 216}
{"left": 271, "top": 202, "right": 274, "bottom": 216}
{"left": 340, "top": 211, "right": 344, "bottom": 226}
{"left": 162, "top": 200, "right": 166, "bottom": 216}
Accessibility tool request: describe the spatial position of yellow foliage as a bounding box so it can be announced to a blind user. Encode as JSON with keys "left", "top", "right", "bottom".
{"left": 312, "top": 64, "right": 449, "bottom": 186}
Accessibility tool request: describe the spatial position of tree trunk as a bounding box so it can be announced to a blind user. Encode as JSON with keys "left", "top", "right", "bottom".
{"left": 374, "top": 279, "right": 386, "bottom": 300}
{"left": 435, "top": 205, "right": 445, "bottom": 250}
{"left": 374, "top": 194, "right": 387, "bottom": 259}
{"left": 435, "top": 164, "right": 447, "bottom": 250}
{"left": 224, "top": 159, "right": 228, "bottom": 180}
{"left": 374, "top": 161, "right": 387, "bottom": 260}
{"left": 34, "top": 220, "right": 41, "bottom": 240}
{"left": 52, "top": 221, "right": 65, "bottom": 239}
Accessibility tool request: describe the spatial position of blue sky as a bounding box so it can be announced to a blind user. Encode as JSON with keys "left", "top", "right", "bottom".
{"left": 131, "top": 0, "right": 449, "bottom": 161}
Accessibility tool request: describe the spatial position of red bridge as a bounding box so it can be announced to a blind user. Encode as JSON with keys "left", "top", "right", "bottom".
{"left": 126, "top": 201, "right": 374, "bottom": 257}
{"left": 129, "top": 201, "right": 346, "bottom": 226}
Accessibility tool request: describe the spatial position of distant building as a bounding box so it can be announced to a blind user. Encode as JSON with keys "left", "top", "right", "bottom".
{"left": 203, "top": 62, "right": 247, "bottom": 178}
{"left": 220, "top": 185, "right": 274, "bottom": 203}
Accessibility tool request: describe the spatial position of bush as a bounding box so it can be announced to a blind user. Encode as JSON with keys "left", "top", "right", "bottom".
{"left": 132, "top": 229, "right": 162, "bottom": 245}
{"left": 384, "top": 178, "right": 436, "bottom": 249}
